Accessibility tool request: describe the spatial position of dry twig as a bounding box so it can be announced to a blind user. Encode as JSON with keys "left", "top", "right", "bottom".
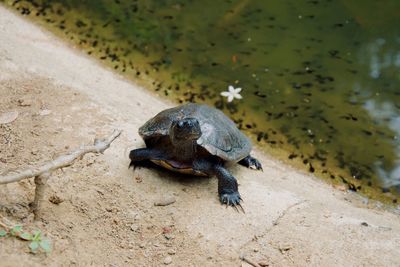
{"left": 0, "top": 130, "right": 121, "bottom": 184}
{"left": 0, "top": 130, "right": 121, "bottom": 220}
{"left": 31, "top": 172, "right": 50, "bottom": 220}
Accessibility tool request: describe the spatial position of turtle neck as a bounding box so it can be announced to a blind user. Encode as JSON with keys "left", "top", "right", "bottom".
{"left": 172, "top": 139, "right": 197, "bottom": 161}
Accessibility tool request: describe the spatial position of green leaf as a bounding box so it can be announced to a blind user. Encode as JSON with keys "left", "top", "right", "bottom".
{"left": 32, "top": 230, "right": 41, "bottom": 241}
{"left": 0, "top": 229, "right": 7, "bottom": 237}
{"left": 10, "top": 225, "right": 22, "bottom": 236}
{"left": 20, "top": 232, "right": 33, "bottom": 241}
{"left": 29, "top": 241, "right": 39, "bottom": 252}
{"left": 39, "top": 239, "right": 51, "bottom": 253}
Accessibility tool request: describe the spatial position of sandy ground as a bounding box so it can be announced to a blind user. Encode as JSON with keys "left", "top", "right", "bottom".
{"left": 0, "top": 5, "right": 399, "bottom": 267}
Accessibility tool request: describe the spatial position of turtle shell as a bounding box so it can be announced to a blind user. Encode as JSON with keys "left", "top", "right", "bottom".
{"left": 139, "top": 103, "right": 252, "bottom": 161}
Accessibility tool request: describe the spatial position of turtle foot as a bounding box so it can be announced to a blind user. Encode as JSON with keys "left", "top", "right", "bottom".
{"left": 219, "top": 190, "right": 244, "bottom": 212}
{"left": 239, "top": 155, "right": 263, "bottom": 171}
{"left": 128, "top": 160, "right": 136, "bottom": 169}
{"left": 250, "top": 158, "right": 263, "bottom": 171}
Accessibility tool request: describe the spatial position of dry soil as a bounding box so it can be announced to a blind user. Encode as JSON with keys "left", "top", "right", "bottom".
{"left": 0, "top": 5, "right": 399, "bottom": 267}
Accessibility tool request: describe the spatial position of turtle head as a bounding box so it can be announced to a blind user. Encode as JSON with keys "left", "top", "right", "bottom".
{"left": 171, "top": 117, "right": 202, "bottom": 142}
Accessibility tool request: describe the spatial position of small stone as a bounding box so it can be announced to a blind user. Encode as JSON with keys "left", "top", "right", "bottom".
{"left": 162, "top": 226, "right": 172, "bottom": 234}
{"left": 167, "top": 249, "right": 176, "bottom": 255}
{"left": 139, "top": 242, "right": 146, "bottom": 248}
{"left": 130, "top": 224, "right": 139, "bottom": 232}
{"left": 361, "top": 222, "right": 368, "bottom": 227}
{"left": 0, "top": 111, "right": 18, "bottom": 124}
{"left": 154, "top": 196, "right": 176, "bottom": 206}
{"left": 49, "top": 195, "right": 63, "bottom": 205}
{"left": 39, "top": 109, "right": 52, "bottom": 116}
{"left": 253, "top": 248, "right": 259, "bottom": 252}
{"left": 163, "top": 256, "right": 172, "bottom": 265}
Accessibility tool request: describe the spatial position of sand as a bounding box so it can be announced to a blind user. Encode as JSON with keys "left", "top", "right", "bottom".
{"left": 0, "top": 5, "right": 399, "bottom": 267}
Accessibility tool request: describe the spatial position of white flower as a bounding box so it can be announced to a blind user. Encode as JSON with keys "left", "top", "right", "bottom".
{"left": 220, "top": 85, "right": 243, "bottom": 102}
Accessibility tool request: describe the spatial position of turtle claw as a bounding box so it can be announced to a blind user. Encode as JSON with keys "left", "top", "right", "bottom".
{"left": 219, "top": 191, "right": 244, "bottom": 212}
{"left": 239, "top": 156, "right": 263, "bottom": 171}
{"left": 128, "top": 161, "right": 135, "bottom": 169}
{"left": 238, "top": 203, "right": 245, "bottom": 213}
{"left": 128, "top": 160, "right": 139, "bottom": 170}
{"left": 233, "top": 205, "right": 239, "bottom": 212}
{"left": 251, "top": 158, "right": 263, "bottom": 171}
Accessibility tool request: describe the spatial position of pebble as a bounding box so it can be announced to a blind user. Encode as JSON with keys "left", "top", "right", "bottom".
{"left": 167, "top": 249, "right": 176, "bottom": 255}
{"left": 163, "top": 256, "right": 172, "bottom": 265}
{"left": 39, "top": 109, "right": 52, "bottom": 116}
{"left": 130, "top": 224, "right": 139, "bottom": 232}
{"left": 154, "top": 196, "right": 176, "bottom": 206}
{"left": 48, "top": 195, "right": 63, "bottom": 204}
{"left": 0, "top": 111, "right": 18, "bottom": 124}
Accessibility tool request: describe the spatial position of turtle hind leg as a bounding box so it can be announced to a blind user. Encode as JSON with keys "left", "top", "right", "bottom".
{"left": 238, "top": 155, "right": 263, "bottom": 171}
{"left": 129, "top": 148, "right": 164, "bottom": 169}
{"left": 128, "top": 158, "right": 154, "bottom": 169}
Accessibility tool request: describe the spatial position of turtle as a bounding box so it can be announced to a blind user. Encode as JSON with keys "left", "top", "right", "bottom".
{"left": 129, "top": 103, "right": 262, "bottom": 209}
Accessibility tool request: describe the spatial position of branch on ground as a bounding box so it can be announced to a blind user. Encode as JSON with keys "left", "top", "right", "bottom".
{"left": 0, "top": 130, "right": 121, "bottom": 184}
{"left": 0, "top": 129, "right": 121, "bottom": 220}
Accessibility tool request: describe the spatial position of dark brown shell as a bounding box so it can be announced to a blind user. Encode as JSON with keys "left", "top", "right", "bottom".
{"left": 139, "top": 103, "right": 252, "bottom": 161}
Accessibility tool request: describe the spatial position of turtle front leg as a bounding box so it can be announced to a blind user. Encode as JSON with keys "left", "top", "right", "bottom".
{"left": 193, "top": 159, "right": 243, "bottom": 210}
{"left": 238, "top": 155, "right": 263, "bottom": 171}
{"left": 129, "top": 148, "right": 165, "bottom": 169}
{"left": 214, "top": 165, "right": 242, "bottom": 208}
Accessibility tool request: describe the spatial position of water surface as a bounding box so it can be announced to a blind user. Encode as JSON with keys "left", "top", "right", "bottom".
{"left": 3, "top": 0, "right": 400, "bottom": 205}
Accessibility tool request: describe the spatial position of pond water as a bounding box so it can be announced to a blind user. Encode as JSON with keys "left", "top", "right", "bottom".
{"left": 3, "top": 0, "right": 400, "bottom": 205}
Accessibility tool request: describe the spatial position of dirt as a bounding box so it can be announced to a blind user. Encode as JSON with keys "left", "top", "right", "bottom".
{"left": 1, "top": 5, "right": 400, "bottom": 267}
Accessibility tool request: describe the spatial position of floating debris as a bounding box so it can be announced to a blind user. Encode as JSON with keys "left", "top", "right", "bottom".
{"left": 221, "top": 85, "right": 243, "bottom": 102}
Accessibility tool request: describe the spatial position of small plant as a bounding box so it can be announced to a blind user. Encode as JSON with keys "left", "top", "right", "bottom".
{"left": 0, "top": 228, "right": 7, "bottom": 237}
{"left": 0, "top": 225, "right": 51, "bottom": 254}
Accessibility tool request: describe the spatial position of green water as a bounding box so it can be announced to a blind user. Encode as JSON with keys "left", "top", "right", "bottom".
{"left": 3, "top": 0, "right": 400, "bottom": 205}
